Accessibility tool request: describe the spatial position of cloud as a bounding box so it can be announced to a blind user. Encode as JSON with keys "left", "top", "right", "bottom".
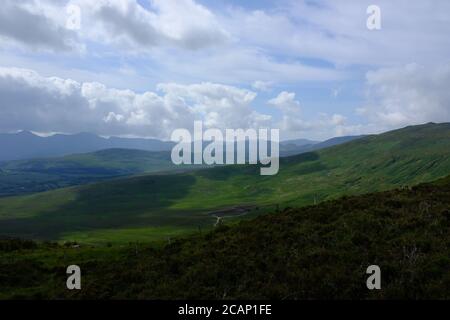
{"left": 251, "top": 81, "right": 273, "bottom": 92}
{"left": 157, "top": 82, "right": 270, "bottom": 129}
{"left": 0, "top": 66, "right": 184, "bottom": 138}
{"left": 2, "top": 1, "right": 449, "bottom": 141}
{"left": 0, "top": 67, "right": 270, "bottom": 138}
{"left": 3, "top": 0, "right": 450, "bottom": 67}
{"left": 74, "top": 0, "right": 229, "bottom": 51}
{"left": 331, "top": 114, "right": 346, "bottom": 126}
{"left": 224, "top": 0, "right": 450, "bottom": 67}
{"left": 0, "top": 0, "right": 229, "bottom": 52}
{"left": 268, "top": 91, "right": 306, "bottom": 132}
{"left": 268, "top": 91, "right": 353, "bottom": 138}
{"left": 0, "top": 0, "right": 79, "bottom": 52}
{"left": 0, "top": 0, "right": 350, "bottom": 85}
{"left": 268, "top": 91, "right": 299, "bottom": 108}
{"left": 359, "top": 63, "right": 450, "bottom": 129}
{"left": 156, "top": 46, "right": 346, "bottom": 84}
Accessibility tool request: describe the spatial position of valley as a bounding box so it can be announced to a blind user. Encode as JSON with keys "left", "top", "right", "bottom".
{"left": 0, "top": 123, "right": 449, "bottom": 244}
{"left": 1, "top": 172, "right": 449, "bottom": 299}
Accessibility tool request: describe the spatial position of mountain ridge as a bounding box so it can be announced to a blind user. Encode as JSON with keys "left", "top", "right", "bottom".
{"left": 0, "top": 131, "right": 174, "bottom": 161}
{"left": 0, "top": 130, "right": 364, "bottom": 161}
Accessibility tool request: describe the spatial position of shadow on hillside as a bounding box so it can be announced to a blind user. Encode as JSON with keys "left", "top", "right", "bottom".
{"left": 195, "top": 152, "right": 323, "bottom": 181}
{"left": 195, "top": 164, "right": 261, "bottom": 181}
{"left": 281, "top": 151, "right": 320, "bottom": 164}
{"left": 0, "top": 173, "right": 200, "bottom": 240}
{"left": 0, "top": 151, "right": 329, "bottom": 240}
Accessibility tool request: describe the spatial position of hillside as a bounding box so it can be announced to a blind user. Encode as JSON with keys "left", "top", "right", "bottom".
{"left": 1, "top": 175, "right": 449, "bottom": 299}
{"left": 0, "top": 134, "right": 362, "bottom": 197}
{"left": 0, "top": 149, "right": 180, "bottom": 196}
{"left": 0, "top": 123, "right": 449, "bottom": 243}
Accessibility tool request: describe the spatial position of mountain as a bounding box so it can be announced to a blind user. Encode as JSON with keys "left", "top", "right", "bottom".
{"left": 281, "top": 138, "right": 319, "bottom": 146}
{"left": 312, "top": 135, "right": 366, "bottom": 149}
{"left": 0, "top": 122, "right": 449, "bottom": 243}
{"left": 0, "top": 131, "right": 362, "bottom": 162}
{"left": 1, "top": 174, "right": 449, "bottom": 299}
{"left": 280, "top": 135, "right": 365, "bottom": 156}
{"left": 280, "top": 139, "right": 321, "bottom": 147}
{"left": 0, "top": 131, "right": 174, "bottom": 161}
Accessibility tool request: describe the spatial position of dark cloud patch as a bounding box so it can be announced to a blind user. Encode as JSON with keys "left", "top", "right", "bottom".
{"left": 0, "top": 1, "right": 78, "bottom": 51}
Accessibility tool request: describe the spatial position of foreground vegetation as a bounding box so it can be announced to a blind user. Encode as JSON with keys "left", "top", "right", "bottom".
{"left": 0, "top": 123, "right": 449, "bottom": 244}
{"left": 1, "top": 175, "right": 449, "bottom": 299}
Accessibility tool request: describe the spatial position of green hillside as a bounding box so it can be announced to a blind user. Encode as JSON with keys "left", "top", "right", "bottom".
{"left": 0, "top": 135, "right": 362, "bottom": 197}
{"left": 0, "top": 123, "right": 449, "bottom": 244}
{"left": 0, "top": 149, "right": 179, "bottom": 196}
{"left": 1, "top": 174, "right": 449, "bottom": 299}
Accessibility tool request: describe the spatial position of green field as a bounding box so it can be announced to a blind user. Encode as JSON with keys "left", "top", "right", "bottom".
{"left": 1, "top": 174, "right": 449, "bottom": 299}
{"left": 0, "top": 123, "right": 449, "bottom": 244}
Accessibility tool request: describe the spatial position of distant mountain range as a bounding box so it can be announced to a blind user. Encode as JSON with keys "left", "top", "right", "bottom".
{"left": 0, "top": 131, "right": 363, "bottom": 161}
{"left": 0, "top": 131, "right": 174, "bottom": 161}
{"left": 280, "top": 138, "right": 319, "bottom": 146}
{"left": 279, "top": 135, "right": 365, "bottom": 156}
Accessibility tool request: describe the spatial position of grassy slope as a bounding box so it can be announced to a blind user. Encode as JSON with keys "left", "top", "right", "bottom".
{"left": 0, "top": 123, "right": 449, "bottom": 244}
{"left": 1, "top": 175, "right": 449, "bottom": 299}
{"left": 0, "top": 149, "right": 178, "bottom": 196}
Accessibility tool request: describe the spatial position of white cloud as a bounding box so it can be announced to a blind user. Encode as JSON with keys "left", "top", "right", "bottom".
{"left": 331, "top": 114, "right": 346, "bottom": 126}
{"left": 1, "top": 0, "right": 449, "bottom": 141}
{"left": 0, "top": 0, "right": 350, "bottom": 86}
{"left": 0, "top": 0, "right": 229, "bottom": 52}
{"left": 157, "top": 82, "right": 270, "bottom": 130}
{"left": 223, "top": 0, "right": 450, "bottom": 67}
{"left": 360, "top": 63, "right": 450, "bottom": 129}
{"left": 252, "top": 81, "right": 273, "bottom": 92}
{"left": 268, "top": 91, "right": 354, "bottom": 139}
{"left": 152, "top": 46, "right": 346, "bottom": 84}
{"left": 3, "top": 0, "right": 450, "bottom": 67}
{"left": 72, "top": 0, "right": 229, "bottom": 51}
{"left": 0, "top": 67, "right": 271, "bottom": 138}
{"left": 269, "top": 91, "right": 300, "bottom": 112}
{"left": 268, "top": 91, "right": 307, "bottom": 132}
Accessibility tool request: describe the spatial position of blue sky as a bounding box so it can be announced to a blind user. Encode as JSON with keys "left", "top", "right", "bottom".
{"left": 0, "top": 0, "right": 449, "bottom": 140}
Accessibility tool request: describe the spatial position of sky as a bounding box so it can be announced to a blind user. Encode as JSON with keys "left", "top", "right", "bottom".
{"left": 0, "top": 0, "right": 449, "bottom": 141}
